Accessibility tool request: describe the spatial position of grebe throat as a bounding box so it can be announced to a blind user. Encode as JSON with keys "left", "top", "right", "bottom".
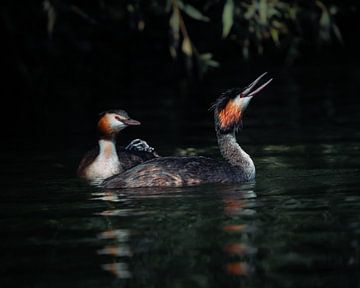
{"left": 217, "top": 131, "right": 255, "bottom": 180}
{"left": 86, "top": 138, "right": 122, "bottom": 185}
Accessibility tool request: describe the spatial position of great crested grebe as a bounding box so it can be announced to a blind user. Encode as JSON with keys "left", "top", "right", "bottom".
{"left": 77, "top": 109, "right": 159, "bottom": 185}
{"left": 102, "top": 73, "right": 272, "bottom": 188}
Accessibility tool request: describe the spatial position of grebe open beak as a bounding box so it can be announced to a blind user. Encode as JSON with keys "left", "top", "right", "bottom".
{"left": 122, "top": 119, "right": 141, "bottom": 126}
{"left": 240, "top": 72, "right": 273, "bottom": 98}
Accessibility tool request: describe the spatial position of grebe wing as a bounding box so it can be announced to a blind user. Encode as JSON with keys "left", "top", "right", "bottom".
{"left": 116, "top": 146, "right": 159, "bottom": 170}
{"left": 103, "top": 156, "right": 235, "bottom": 188}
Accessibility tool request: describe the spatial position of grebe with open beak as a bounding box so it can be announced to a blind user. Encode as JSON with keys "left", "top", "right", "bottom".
{"left": 102, "top": 73, "right": 272, "bottom": 188}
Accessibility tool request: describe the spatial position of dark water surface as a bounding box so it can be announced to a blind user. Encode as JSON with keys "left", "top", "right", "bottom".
{"left": 2, "top": 145, "right": 359, "bottom": 288}
{"left": 1, "top": 67, "right": 360, "bottom": 288}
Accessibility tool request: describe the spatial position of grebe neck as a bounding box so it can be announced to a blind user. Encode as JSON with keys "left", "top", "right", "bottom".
{"left": 86, "top": 136, "right": 122, "bottom": 185}
{"left": 98, "top": 136, "right": 119, "bottom": 161}
{"left": 216, "top": 130, "right": 255, "bottom": 180}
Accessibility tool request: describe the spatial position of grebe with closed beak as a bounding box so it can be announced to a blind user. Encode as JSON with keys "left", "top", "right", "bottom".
{"left": 77, "top": 110, "right": 159, "bottom": 185}
{"left": 102, "top": 72, "right": 272, "bottom": 188}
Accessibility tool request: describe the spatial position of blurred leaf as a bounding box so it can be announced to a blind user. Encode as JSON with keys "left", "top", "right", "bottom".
{"left": 243, "top": 2, "right": 256, "bottom": 20}
{"left": 316, "top": 1, "right": 343, "bottom": 44}
{"left": 169, "top": 7, "right": 180, "bottom": 58}
{"left": 242, "top": 39, "right": 250, "bottom": 60}
{"left": 169, "top": 46, "right": 177, "bottom": 58}
{"left": 127, "top": 4, "right": 135, "bottom": 13}
{"left": 165, "top": 0, "right": 173, "bottom": 12}
{"left": 43, "top": 0, "right": 56, "bottom": 38}
{"left": 177, "top": 1, "right": 209, "bottom": 22}
{"left": 138, "top": 20, "right": 145, "bottom": 31}
{"left": 200, "top": 53, "right": 213, "bottom": 60}
{"left": 169, "top": 8, "right": 180, "bottom": 36}
{"left": 182, "top": 37, "right": 193, "bottom": 56}
{"left": 272, "top": 20, "right": 286, "bottom": 31}
{"left": 329, "top": 6, "right": 338, "bottom": 15}
{"left": 270, "top": 27, "right": 280, "bottom": 46}
{"left": 319, "top": 10, "right": 331, "bottom": 28}
{"left": 317, "top": 1, "right": 331, "bottom": 42}
{"left": 197, "top": 53, "right": 219, "bottom": 78}
{"left": 69, "top": 5, "right": 96, "bottom": 24}
{"left": 52, "top": 0, "right": 346, "bottom": 76}
{"left": 268, "top": 7, "right": 281, "bottom": 18}
{"left": 288, "top": 5, "right": 298, "bottom": 20}
{"left": 285, "top": 38, "right": 300, "bottom": 66}
{"left": 259, "top": 0, "right": 268, "bottom": 25}
{"left": 206, "top": 60, "right": 220, "bottom": 67}
{"left": 332, "top": 23, "right": 343, "bottom": 44}
{"left": 222, "top": 0, "right": 234, "bottom": 38}
{"left": 200, "top": 53, "right": 219, "bottom": 67}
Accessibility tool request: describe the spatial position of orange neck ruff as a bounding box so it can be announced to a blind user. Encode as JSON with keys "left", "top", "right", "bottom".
{"left": 218, "top": 99, "right": 242, "bottom": 129}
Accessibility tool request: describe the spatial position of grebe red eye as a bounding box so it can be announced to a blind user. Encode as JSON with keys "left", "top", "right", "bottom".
{"left": 114, "top": 115, "right": 122, "bottom": 122}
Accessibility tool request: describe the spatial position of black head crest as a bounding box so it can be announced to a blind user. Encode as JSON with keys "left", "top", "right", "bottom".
{"left": 209, "top": 88, "right": 241, "bottom": 112}
{"left": 99, "top": 109, "right": 129, "bottom": 119}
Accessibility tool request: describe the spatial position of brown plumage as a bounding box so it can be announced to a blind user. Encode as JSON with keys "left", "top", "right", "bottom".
{"left": 103, "top": 156, "right": 252, "bottom": 188}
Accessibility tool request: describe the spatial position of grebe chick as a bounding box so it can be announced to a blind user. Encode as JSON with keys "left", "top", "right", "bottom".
{"left": 103, "top": 73, "right": 272, "bottom": 188}
{"left": 77, "top": 109, "right": 158, "bottom": 185}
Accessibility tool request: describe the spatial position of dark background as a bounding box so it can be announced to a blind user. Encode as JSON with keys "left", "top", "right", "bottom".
{"left": 2, "top": 3, "right": 360, "bottom": 288}
{"left": 3, "top": 1, "right": 360, "bottom": 154}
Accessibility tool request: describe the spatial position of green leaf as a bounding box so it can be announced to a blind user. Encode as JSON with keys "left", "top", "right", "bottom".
{"left": 165, "top": 0, "right": 173, "bottom": 12}
{"left": 182, "top": 37, "right": 193, "bottom": 56}
{"left": 259, "top": 0, "right": 268, "bottom": 25}
{"left": 69, "top": 5, "right": 97, "bottom": 24}
{"left": 127, "top": 4, "right": 135, "bottom": 13}
{"left": 244, "top": 2, "right": 256, "bottom": 20}
{"left": 199, "top": 53, "right": 219, "bottom": 67}
{"left": 242, "top": 39, "right": 250, "bottom": 60}
{"left": 289, "top": 5, "right": 298, "bottom": 20}
{"left": 200, "top": 53, "right": 213, "bottom": 60}
{"left": 169, "top": 5, "right": 180, "bottom": 58}
{"left": 270, "top": 27, "right": 280, "bottom": 46}
{"left": 169, "top": 46, "right": 177, "bottom": 58}
{"left": 43, "top": 0, "right": 56, "bottom": 38}
{"left": 332, "top": 23, "right": 343, "bottom": 44}
{"left": 319, "top": 10, "right": 331, "bottom": 28}
{"left": 169, "top": 9, "right": 180, "bottom": 33}
{"left": 206, "top": 60, "right": 220, "bottom": 67}
{"left": 319, "top": 9, "right": 331, "bottom": 41}
{"left": 178, "top": 1, "right": 209, "bottom": 22}
{"left": 197, "top": 53, "right": 219, "bottom": 78}
{"left": 222, "top": 0, "right": 234, "bottom": 38}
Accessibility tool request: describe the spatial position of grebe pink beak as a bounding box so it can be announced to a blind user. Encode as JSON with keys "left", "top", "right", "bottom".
{"left": 240, "top": 72, "right": 273, "bottom": 98}
{"left": 122, "top": 118, "right": 141, "bottom": 126}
